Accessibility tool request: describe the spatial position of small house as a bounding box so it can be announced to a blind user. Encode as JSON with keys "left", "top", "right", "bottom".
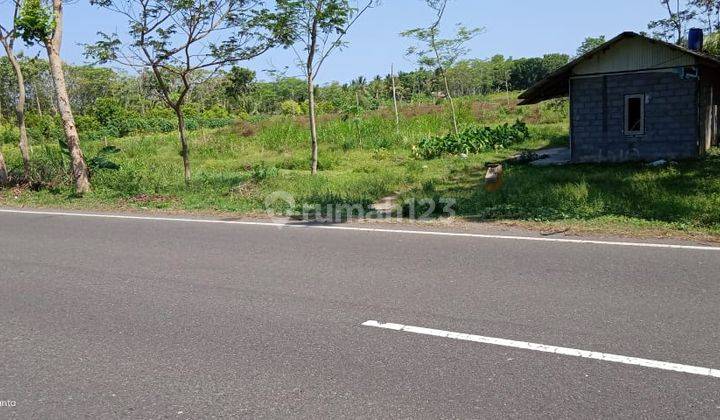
{"left": 519, "top": 31, "right": 720, "bottom": 162}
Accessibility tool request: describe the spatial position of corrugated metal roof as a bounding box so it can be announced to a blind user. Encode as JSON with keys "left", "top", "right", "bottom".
{"left": 574, "top": 37, "right": 696, "bottom": 75}
{"left": 518, "top": 32, "right": 720, "bottom": 105}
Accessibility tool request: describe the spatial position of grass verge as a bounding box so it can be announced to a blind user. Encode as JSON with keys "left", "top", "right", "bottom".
{"left": 1, "top": 95, "right": 719, "bottom": 240}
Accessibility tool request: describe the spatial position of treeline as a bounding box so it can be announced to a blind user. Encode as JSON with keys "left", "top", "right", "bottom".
{"left": 0, "top": 52, "right": 569, "bottom": 126}
{"left": 0, "top": 58, "right": 236, "bottom": 144}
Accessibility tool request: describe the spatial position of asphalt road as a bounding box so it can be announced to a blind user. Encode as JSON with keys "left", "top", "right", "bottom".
{"left": 1, "top": 209, "right": 720, "bottom": 418}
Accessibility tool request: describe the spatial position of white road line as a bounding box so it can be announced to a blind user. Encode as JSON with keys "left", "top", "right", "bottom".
{"left": 0, "top": 207, "right": 718, "bottom": 251}
{"left": 362, "top": 320, "right": 720, "bottom": 379}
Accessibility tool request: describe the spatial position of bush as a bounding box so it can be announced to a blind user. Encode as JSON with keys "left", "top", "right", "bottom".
{"left": 80, "top": 127, "right": 121, "bottom": 142}
{"left": 0, "top": 123, "right": 19, "bottom": 145}
{"left": 25, "top": 113, "right": 62, "bottom": 144}
{"left": 75, "top": 114, "right": 101, "bottom": 133}
{"left": 124, "top": 117, "right": 176, "bottom": 133}
{"left": 201, "top": 105, "right": 231, "bottom": 119}
{"left": 250, "top": 163, "right": 279, "bottom": 181}
{"left": 280, "top": 100, "right": 302, "bottom": 116}
{"left": 414, "top": 120, "right": 530, "bottom": 159}
{"left": 92, "top": 98, "right": 130, "bottom": 137}
{"left": 199, "top": 117, "right": 234, "bottom": 128}
{"left": 705, "top": 32, "right": 720, "bottom": 57}
{"left": 184, "top": 118, "right": 199, "bottom": 131}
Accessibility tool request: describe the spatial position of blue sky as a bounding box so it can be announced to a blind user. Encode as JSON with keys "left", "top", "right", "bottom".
{"left": 14, "top": 0, "right": 668, "bottom": 83}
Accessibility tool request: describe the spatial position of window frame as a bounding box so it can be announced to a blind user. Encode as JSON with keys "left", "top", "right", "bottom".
{"left": 624, "top": 93, "right": 645, "bottom": 136}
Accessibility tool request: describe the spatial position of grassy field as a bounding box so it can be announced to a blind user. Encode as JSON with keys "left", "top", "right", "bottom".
{"left": 2, "top": 93, "right": 720, "bottom": 239}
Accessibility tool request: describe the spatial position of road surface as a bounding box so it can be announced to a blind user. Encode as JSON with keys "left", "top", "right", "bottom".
{"left": 1, "top": 208, "right": 719, "bottom": 418}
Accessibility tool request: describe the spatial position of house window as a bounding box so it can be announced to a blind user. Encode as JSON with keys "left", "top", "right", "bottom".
{"left": 625, "top": 94, "right": 645, "bottom": 135}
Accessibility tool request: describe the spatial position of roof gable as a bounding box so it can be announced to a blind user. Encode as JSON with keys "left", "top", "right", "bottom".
{"left": 574, "top": 36, "right": 697, "bottom": 75}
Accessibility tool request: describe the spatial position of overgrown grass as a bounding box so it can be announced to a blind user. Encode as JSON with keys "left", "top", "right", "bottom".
{"left": 2, "top": 93, "right": 719, "bottom": 238}
{"left": 399, "top": 149, "right": 720, "bottom": 235}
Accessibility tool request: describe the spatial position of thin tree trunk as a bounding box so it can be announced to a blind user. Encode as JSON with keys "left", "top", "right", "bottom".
{"left": 0, "top": 149, "right": 7, "bottom": 185}
{"left": 666, "top": 0, "right": 682, "bottom": 44}
{"left": 431, "top": 28, "right": 458, "bottom": 136}
{"left": 391, "top": 63, "right": 399, "bottom": 132}
{"left": 50, "top": 80, "right": 59, "bottom": 116}
{"left": 46, "top": 0, "right": 90, "bottom": 194}
{"left": 174, "top": 107, "right": 191, "bottom": 185}
{"left": 308, "top": 74, "right": 319, "bottom": 175}
{"left": 441, "top": 69, "right": 459, "bottom": 136}
{"left": 307, "top": 7, "right": 320, "bottom": 175}
{"left": 505, "top": 70, "right": 511, "bottom": 107}
{"left": 139, "top": 72, "right": 146, "bottom": 116}
{"left": 4, "top": 46, "right": 31, "bottom": 180}
{"left": 35, "top": 88, "right": 42, "bottom": 115}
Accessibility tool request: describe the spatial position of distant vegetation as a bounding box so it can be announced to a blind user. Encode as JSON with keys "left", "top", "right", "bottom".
{"left": 0, "top": 53, "right": 569, "bottom": 144}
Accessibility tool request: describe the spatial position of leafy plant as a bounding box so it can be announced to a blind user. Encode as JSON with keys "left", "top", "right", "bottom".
{"left": 280, "top": 100, "right": 303, "bottom": 116}
{"left": 15, "top": 0, "right": 54, "bottom": 43}
{"left": 414, "top": 120, "right": 530, "bottom": 159}
{"left": 58, "top": 139, "right": 121, "bottom": 174}
{"left": 88, "top": 145, "right": 122, "bottom": 172}
{"left": 251, "top": 163, "right": 279, "bottom": 181}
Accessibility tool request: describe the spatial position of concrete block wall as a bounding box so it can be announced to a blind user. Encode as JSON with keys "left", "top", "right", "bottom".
{"left": 570, "top": 71, "right": 699, "bottom": 162}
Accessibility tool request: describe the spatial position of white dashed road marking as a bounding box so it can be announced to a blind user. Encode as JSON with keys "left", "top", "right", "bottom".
{"left": 362, "top": 320, "right": 720, "bottom": 379}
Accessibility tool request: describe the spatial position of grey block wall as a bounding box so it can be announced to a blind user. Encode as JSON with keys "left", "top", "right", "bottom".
{"left": 570, "top": 71, "right": 699, "bottom": 162}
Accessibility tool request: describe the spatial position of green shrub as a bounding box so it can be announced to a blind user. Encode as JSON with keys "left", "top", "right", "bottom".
{"left": 75, "top": 114, "right": 101, "bottom": 133}
{"left": 88, "top": 145, "right": 122, "bottom": 173}
{"left": 80, "top": 127, "right": 121, "bottom": 142}
{"left": 92, "top": 98, "right": 131, "bottom": 137}
{"left": 201, "top": 105, "right": 231, "bottom": 119}
{"left": 414, "top": 120, "right": 530, "bottom": 159}
{"left": 184, "top": 118, "right": 199, "bottom": 131}
{"left": 251, "top": 163, "right": 279, "bottom": 181}
{"left": 0, "top": 123, "right": 19, "bottom": 145}
{"left": 25, "top": 113, "right": 62, "bottom": 144}
{"left": 280, "top": 100, "right": 303, "bottom": 116}
{"left": 146, "top": 106, "right": 175, "bottom": 119}
{"left": 704, "top": 32, "right": 720, "bottom": 57}
{"left": 199, "top": 117, "right": 234, "bottom": 128}
{"left": 129, "top": 117, "right": 175, "bottom": 133}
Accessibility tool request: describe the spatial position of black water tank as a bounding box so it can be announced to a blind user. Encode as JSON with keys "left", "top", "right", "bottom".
{"left": 689, "top": 28, "right": 704, "bottom": 51}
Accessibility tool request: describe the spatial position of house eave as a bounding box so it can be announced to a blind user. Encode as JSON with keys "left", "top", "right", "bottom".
{"left": 518, "top": 31, "right": 720, "bottom": 105}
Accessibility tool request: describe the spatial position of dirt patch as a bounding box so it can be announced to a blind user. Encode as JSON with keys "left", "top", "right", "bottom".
{"left": 230, "top": 181, "right": 259, "bottom": 197}
{"left": 234, "top": 121, "right": 257, "bottom": 137}
{"left": 399, "top": 103, "right": 444, "bottom": 118}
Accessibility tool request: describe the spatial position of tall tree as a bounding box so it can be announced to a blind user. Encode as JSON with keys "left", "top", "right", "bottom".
{"left": 0, "top": 0, "right": 31, "bottom": 181}
{"left": 86, "top": 0, "right": 282, "bottom": 185}
{"left": 17, "top": 0, "right": 91, "bottom": 193}
{"left": 689, "top": 0, "right": 720, "bottom": 32}
{"left": 401, "top": 0, "right": 482, "bottom": 136}
{"left": 224, "top": 66, "right": 256, "bottom": 112}
{"left": 276, "top": 0, "right": 375, "bottom": 175}
{"left": 649, "top": 0, "right": 696, "bottom": 44}
{"left": 576, "top": 36, "right": 606, "bottom": 57}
